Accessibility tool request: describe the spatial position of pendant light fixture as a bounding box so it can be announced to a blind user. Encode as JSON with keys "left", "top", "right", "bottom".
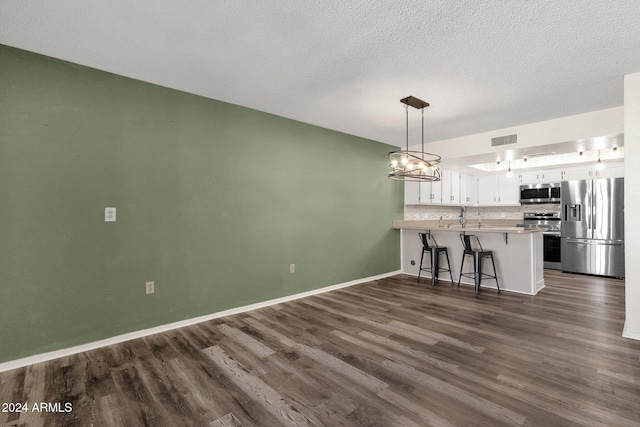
{"left": 595, "top": 150, "right": 605, "bottom": 170}
{"left": 388, "top": 96, "right": 441, "bottom": 182}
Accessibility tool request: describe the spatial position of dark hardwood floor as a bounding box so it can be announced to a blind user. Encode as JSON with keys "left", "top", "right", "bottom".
{"left": 2, "top": 271, "right": 640, "bottom": 426}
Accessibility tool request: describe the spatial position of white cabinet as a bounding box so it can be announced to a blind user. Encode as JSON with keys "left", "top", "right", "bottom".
{"left": 561, "top": 161, "right": 624, "bottom": 181}
{"left": 459, "top": 173, "right": 476, "bottom": 205}
{"left": 419, "top": 180, "right": 442, "bottom": 204}
{"left": 519, "top": 162, "right": 624, "bottom": 185}
{"left": 562, "top": 165, "right": 593, "bottom": 181}
{"left": 477, "top": 174, "right": 519, "bottom": 205}
{"left": 477, "top": 176, "right": 498, "bottom": 205}
{"left": 499, "top": 174, "right": 520, "bottom": 205}
{"left": 441, "top": 170, "right": 460, "bottom": 205}
{"left": 519, "top": 169, "right": 562, "bottom": 184}
{"left": 404, "top": 181, "right": 420, "bottom": 204}
{"left": 593, "top": 162, "right": 624, "bottom": 179}
{"left": 541, "top": 169, "right": 563, "bottom": 183}
{"left": 519, "top": 171, "right": 541, "bottom": 185}
{"left": 431, "top": 179, "right": 442, "bottom": 204}
{"left": 419, "top": 169, "right": 468, "bottom": 205}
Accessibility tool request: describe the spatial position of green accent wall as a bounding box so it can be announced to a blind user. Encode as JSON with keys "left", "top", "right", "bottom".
{"left": 0, "top": 44, "right": 402, "bottom": 363}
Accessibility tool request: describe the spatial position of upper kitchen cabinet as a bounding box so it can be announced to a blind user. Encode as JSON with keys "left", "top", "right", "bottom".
{"left": 477, "top": 174, "right": 520, "bottom": 205}
{"left": 420, "top": 178, "right": 442, "bottom": 204}
{"left": 594, "top": 161, "right": 624, "bottom": 179}
{"left": 561, "top": 161, "right": 624, "bottom": 181}
{"left": 404, "top": 181, "right": 420, "bottom": 204}
{"left": 440, "top": 170, "right": 461, "bottom": 205}
{"left": 405, "top": 169, "right": 461, "bottom": 205}
{"left": 519, "top": 169, "right": 562, "bottom": 184}
{"left": 499, "top": 174, "right": 520, "bottom": 204}
{"left": 477, "top": 176, "right": 496, "bottom": 205}
{"left": 562, "top": 165, "right": 593, "bottom": 181}
{"left": 459, "top": 173, "right": 476, "bottom": 205}
{"left": 517, "top": 161, "right": 624, "bottom": 185}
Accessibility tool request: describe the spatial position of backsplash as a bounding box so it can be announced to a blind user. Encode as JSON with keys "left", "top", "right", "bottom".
{"left": 404, "top": 204, "right": 561, "bottom": 220}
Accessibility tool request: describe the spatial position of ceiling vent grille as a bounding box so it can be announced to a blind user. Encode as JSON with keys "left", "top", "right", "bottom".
{"left": 491, "top": 134, "right": 517, "bottom": 146}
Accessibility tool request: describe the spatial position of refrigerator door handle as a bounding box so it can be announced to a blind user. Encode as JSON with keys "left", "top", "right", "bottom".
{"left": 564, "top": 238, "right": 624, "bottom": 246}
{"left": 588, "top": 180, "right": 594, "bottom": 232}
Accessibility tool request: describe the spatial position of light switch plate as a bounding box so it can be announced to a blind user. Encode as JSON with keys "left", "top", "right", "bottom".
{"left": 105, "top": 207, "right": 116, "bottom": 222}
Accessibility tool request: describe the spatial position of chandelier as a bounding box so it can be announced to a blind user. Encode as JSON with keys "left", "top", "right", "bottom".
{"left": 388, "top": 96, "right": 441, "bottom": 182}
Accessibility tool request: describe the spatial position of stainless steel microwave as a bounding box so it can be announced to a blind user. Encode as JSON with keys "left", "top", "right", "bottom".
{"left": 519, "top": 183, "right": 561, "bottom": 204}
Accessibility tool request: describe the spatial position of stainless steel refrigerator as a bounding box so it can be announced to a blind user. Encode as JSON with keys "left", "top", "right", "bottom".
{"left": 561, "top": 177, "right": 624, "bottom": 278}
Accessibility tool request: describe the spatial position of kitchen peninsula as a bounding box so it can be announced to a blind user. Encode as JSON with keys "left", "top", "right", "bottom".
{"left": 393, "top": 220, "right": 545, "bottom": 295}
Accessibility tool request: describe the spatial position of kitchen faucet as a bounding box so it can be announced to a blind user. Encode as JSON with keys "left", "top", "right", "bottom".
{"left": 459, "top": 206, "right": 466, "bottom": 228}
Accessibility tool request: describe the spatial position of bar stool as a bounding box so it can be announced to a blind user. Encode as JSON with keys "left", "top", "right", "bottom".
{"left": 418, "top": 232, "right": 453, "bottom": 287}
{"left": 457, "top": 234, "right": 500, "bottom": 295}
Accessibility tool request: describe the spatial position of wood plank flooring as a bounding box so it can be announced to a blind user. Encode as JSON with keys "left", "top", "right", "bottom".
{"left": 2, "top": 270, "right": 640, "bottom": 426}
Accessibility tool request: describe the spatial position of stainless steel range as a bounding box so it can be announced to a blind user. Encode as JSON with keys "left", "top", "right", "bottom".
{"left": 523, "top": 212, "right": 562, "bottom": 270}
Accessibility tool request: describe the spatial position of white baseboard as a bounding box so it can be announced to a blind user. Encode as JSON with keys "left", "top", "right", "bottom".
{"left": 0, "top": 270, "right": 401, "bottom": 373}
{"left": 622, "top": 323, "right": 640, "bottom": 341}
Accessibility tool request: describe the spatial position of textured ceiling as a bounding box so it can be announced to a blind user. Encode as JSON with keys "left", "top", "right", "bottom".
{"left": 1, "top": 1, "right": 640, "bottom": 147}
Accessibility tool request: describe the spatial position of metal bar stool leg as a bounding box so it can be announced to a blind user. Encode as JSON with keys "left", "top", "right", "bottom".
{"left": 490, "top": 254, "right": 500, "bottom": 294}
{"left": 474, "top": 252, "right": 480, "bottom": 295}
{"left": 418, "top": 249, "right": 425, "bottom": 283}
{"left": 431, "top": 250, "right": 439, "bottom": 286}
{"left": 443, "top": 249, "right": 454, "bottom": 284}
{"left": 457, "top": 254, "right": 465, "bottom": 288}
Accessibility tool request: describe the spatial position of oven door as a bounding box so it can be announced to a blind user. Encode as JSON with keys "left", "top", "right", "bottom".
{"left": 543, "top": 232, "right": 562, "bottom": 270}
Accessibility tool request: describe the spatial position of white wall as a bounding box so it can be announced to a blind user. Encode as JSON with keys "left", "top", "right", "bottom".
{"left": 624, "top": 72, "right": 640, "bottom": 340}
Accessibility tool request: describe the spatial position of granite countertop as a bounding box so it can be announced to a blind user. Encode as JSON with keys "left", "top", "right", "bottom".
{"left": 392, "top": 220, "right": 547, "bottom": 233}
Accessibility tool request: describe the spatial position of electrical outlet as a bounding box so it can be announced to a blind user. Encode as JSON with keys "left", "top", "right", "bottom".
{"left": 290, "top": 264, "right": 295, "bottom": 273}
{"left": 501, "top": 212, "right": 506, "bottom": 218}
{"left": 105, "top": 207, "right": 116, "bottom": 222}
{"left": 145, "top": 281, "right": 154, "bottom": 294}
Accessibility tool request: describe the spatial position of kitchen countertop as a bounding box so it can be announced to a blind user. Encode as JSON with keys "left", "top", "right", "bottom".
{"left": 392, "top": 220, "right": 547, "bottom": 233}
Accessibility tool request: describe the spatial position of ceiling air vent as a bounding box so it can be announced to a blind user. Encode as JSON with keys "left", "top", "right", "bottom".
{"left": 491, "top": 134, "right": 517, "bottom": 147}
